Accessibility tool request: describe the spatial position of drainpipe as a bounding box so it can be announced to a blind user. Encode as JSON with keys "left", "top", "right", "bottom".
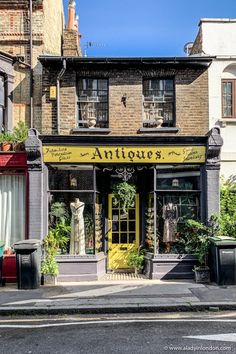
{"left": 29, "top": 0, "right": 33, "bottom": 128}
{"left": 56, "top": 59, "right": 67, "bottom": 134}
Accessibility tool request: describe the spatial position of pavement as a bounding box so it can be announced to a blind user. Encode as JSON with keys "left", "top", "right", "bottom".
{"left": 1, "top": 278, "right": 236, "bottom": 315}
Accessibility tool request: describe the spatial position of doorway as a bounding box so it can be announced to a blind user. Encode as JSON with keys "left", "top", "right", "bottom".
{"left": 107, "top": 194, "right": 139, "bottom": 270}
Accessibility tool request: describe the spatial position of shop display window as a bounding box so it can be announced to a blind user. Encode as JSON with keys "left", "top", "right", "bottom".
{"left": 155, "top": 166, "right": 201, "bottom": 254}
{"left": 48, "top": 165, "right": 104, "bottom": 256}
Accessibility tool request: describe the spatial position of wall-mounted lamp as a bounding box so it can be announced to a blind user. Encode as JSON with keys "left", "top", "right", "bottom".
{"left": 121, "top": 93, "right": 127, "bottom": 107}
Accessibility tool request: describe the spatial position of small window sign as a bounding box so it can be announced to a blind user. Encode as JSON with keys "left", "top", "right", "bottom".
{"left": 49, "top": 86, "right": 57, "bottom": 100}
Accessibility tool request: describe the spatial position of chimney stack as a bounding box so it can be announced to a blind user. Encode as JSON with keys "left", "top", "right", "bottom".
{"left": 63, "top": 0, "right": 82, "bottom": 56}
{"left": 68, "top": 0, "right": 76, "bottom": 30}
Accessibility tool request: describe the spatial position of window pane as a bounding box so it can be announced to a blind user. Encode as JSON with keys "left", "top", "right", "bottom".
{"left": 0, "top": 175, "right": 26, "bottom": 248}
{"left": 0, "top": 107, "right": 3, "bottom": 132}
{"left": 143, "top": 79, "right": 174, "bottom": 127}
{"left": 49, "top": 192, "right": 95, "bottom": 255}
{"left": 49, "top": 167, "right": 94, "bottom": 190}
{"left": 223, "top": 82, "right": 232, "bottom": 117}
{"left": 78, "top": 78, "right": 108, "bottom": 128}
{"left": 0, "top": 76, "right": 4, "bottom": 106}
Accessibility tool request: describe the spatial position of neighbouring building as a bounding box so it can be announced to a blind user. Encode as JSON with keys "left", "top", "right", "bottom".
{"left": 0, "top": 0, "right": 65, "bottom": 131}
{"left": 190, "top": 18, "right": 236, "bottom": 178}
{"left": 0, "top": 0, "right": 64, "bottom": 253}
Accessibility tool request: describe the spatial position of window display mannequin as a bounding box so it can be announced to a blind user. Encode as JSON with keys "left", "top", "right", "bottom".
{"left": 70, "top": 198, "right": 86, "bottom": 255}
{"left": 162, "top": 202, "right": 178, "bottom": 252}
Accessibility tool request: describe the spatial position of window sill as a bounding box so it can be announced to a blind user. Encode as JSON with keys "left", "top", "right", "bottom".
{"left": 218, "top": 118, "right": 236, "bottom": 127}
{"left": 72, "top": 128, "right": 112, "bottom": 134}
{"left": 139, "top": 127, "right": 179, "bottom": 133}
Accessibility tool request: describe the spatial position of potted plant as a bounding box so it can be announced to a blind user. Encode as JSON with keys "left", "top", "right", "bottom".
{"left": 12, "top": 121, "right": 28, "bottom": 151}
{"left": 1, "top": 132, "right": 14, "bottom": 151}
{"left": 112, "top": 181, "right": 136, "bottom": 215}
{"left": 177, "top": 219, "right": 210, "bottom": 283}
{"left": 41, "top": 230, "right": 59, "bottom": 285}
{"left": 127, "top": 249, "right": 145, "bottom": 276}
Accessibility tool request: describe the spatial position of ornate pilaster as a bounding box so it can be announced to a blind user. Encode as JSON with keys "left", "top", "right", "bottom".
{"left": 25, "top": 129, "right": 47, "bottom": 240}
{"left": 202, "top": 127, "right": 223, "bottom": 221}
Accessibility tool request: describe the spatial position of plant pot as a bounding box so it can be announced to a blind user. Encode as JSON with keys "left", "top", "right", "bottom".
{"left": 1, "top": 142, "right": 13, "bottom": 152}
{"left": 42, "top": 274, "right": 57, "bottom": 285}
{"left": 14, "top": 142, "right": 25, "bottom": 151}
{"left": 194, "top": 266, "right": 210, "bottom": 284}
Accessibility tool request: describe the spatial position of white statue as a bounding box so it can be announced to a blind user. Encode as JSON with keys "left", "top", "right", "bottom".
{"left": 70, "top": 198, "right": 85, "bottom": 255}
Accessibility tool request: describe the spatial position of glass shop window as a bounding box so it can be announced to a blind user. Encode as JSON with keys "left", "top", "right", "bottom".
{"left": 156, "top": 193, "right": 200, "bottom": 254}
{"left": 49, "top": 192, "right": 95, "bottom": 255}
{"left": 155, "top": 167, "right": 201, "bottom": 254}
{"left": 48, "top": 165, "right": 104, "bottom": 256}
{"left": 0, "top": 174, "right": 26, "bottom": 248}
{"left": 156, "top": 170, "right": 200, "bottom": 190}
{"left": 49, "top": 166, "right": 94, "bottom": 191}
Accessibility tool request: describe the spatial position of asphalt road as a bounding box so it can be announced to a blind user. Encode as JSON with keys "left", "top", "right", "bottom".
{"left": 0, "top": 313, "right": 236, "bottom": 354}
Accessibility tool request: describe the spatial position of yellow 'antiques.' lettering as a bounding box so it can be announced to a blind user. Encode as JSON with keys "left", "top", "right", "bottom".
{"left": 43, "top": 146, "right": 206, "bottom": 164}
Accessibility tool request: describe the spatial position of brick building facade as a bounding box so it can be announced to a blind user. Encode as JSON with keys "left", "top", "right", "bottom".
{"left": 36, "top": 54, "right": 223, "bottom": 281}
{"left": 0, "top": 0, "right": 64, "bottom": 131}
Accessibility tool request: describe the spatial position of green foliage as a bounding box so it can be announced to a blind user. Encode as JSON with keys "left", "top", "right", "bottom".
{"left": 177, "top": 219, "right": 210, "bottom": 266}
{"left": 12, "top": 121, "right": 28, "bottom": 143}
{"left": 50, "top": 202, "right": 69, "bottom": 225}
{"left": 49, "top": 202, "right": 70, "bottom": 253}
{"left": 127, "top": 250, "right": 145, "bottom": 270}
{"left": 41, "top": 231, "right": 59, "bottom": 276}
{"left": 113, "top": 182, "right": 136, "bottom": 215}
{"left": 50, "top": 223, "right": 70, "bottom": 254}
{"left": 41, "top": 255, "right": 59, "bottom": 276}
{"left": 219, "top": 176, "right": 236, "bottom": 237}
{"left": 0, "top": 132, "right": 14, "bottom": 143}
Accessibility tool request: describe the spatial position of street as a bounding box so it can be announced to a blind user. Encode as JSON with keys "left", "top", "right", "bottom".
{"left": 0, "top": 313, "right": 235, "bottom": 354}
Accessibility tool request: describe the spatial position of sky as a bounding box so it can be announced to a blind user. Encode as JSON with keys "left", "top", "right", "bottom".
{"left": 63, "top": 0, "right": 236, "bottom": 57}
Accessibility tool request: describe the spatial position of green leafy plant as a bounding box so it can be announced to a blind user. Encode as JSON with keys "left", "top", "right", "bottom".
{"left": 177, "top": 219, "right": 210, "bottom": 268}
{"left": 127, "top": 250, "right": 145, "bottom": 274}
{"left": 49, "top": 202, "right": 69, "bottom": 225}
{"left": 112, "top": 182, "right": 136, "bottom": 215}
{"left": 41, "top": 230, "right": 59, "bottom": 276}
{"left": 49, "top": 202, "right": 70, "bottom": 253}
{"left": 12, "top": 121, "right": 28, "bottom": 143}
{"left": 1, "top": 132, "right": 14, "bottom": 143}
{"left": 50, "top": 223, "right": 71, "bottom": 254}
{"left": 218, "top": 176, "right": 236, "bottom": 237}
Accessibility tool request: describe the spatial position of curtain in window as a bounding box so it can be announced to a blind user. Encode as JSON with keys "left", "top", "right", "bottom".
{"left": 0, "top": 175, "right": 26, "bottom": 248}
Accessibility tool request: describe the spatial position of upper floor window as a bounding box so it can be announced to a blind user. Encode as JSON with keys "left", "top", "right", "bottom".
{"left": 143, "top": 79, "right": 174, "bottom": 128}
{"left": 0, "top": 75, "right": 5, "bottom": 132}
{"left": 77, "top": 79, "right": 108, "bottom": 128}
{"left": 222, "top": 79, "right": 236, "bottom": 118}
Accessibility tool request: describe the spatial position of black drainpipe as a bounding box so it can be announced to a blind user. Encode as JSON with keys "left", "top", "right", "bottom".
{"left": 29, "top": 0, "right": 33, "bottom": 128}
{"left": 56, "top": 59, "right": 67, "bottom": 135}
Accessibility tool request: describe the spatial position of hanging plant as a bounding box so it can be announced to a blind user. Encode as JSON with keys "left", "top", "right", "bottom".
{"left": 112, "top": 181, "right": 136, "bottom": 215}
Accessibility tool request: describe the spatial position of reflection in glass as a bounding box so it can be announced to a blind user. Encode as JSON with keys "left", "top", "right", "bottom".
{"left": 112, "top": 233, "right": 119, "bottom": 244}
{"left": 120, "top": 221, "right": 127, "bottom": 232}
{"left": 120, "top": 233, "right": 128, "bottom": 243}
{"left": 129, "top": 233, "right": 135, "bottom": 244}
{"left": 129, "top": 209, "right": 135, "bottom": 219}
{"left": 129, "top": 221, "right": 135, "bottom": 232}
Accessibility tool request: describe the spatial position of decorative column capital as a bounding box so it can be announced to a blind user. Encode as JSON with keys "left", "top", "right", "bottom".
{"left": 25, "top": 129, "right": 42, "bottom": 171}
{"left": 206, "top": 126, "right": 223, "bottom": 169}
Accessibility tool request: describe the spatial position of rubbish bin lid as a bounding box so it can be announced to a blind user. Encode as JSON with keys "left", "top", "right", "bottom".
{"left": 14, "top": 239, "right": 42, "bottom": 250}
{"left": 210, "top": 236, "right": 236, "bottom": 245}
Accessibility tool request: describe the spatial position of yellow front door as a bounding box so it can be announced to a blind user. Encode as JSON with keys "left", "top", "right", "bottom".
{"left": 108, "top": 194, "right": 139, "bottom": 270}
